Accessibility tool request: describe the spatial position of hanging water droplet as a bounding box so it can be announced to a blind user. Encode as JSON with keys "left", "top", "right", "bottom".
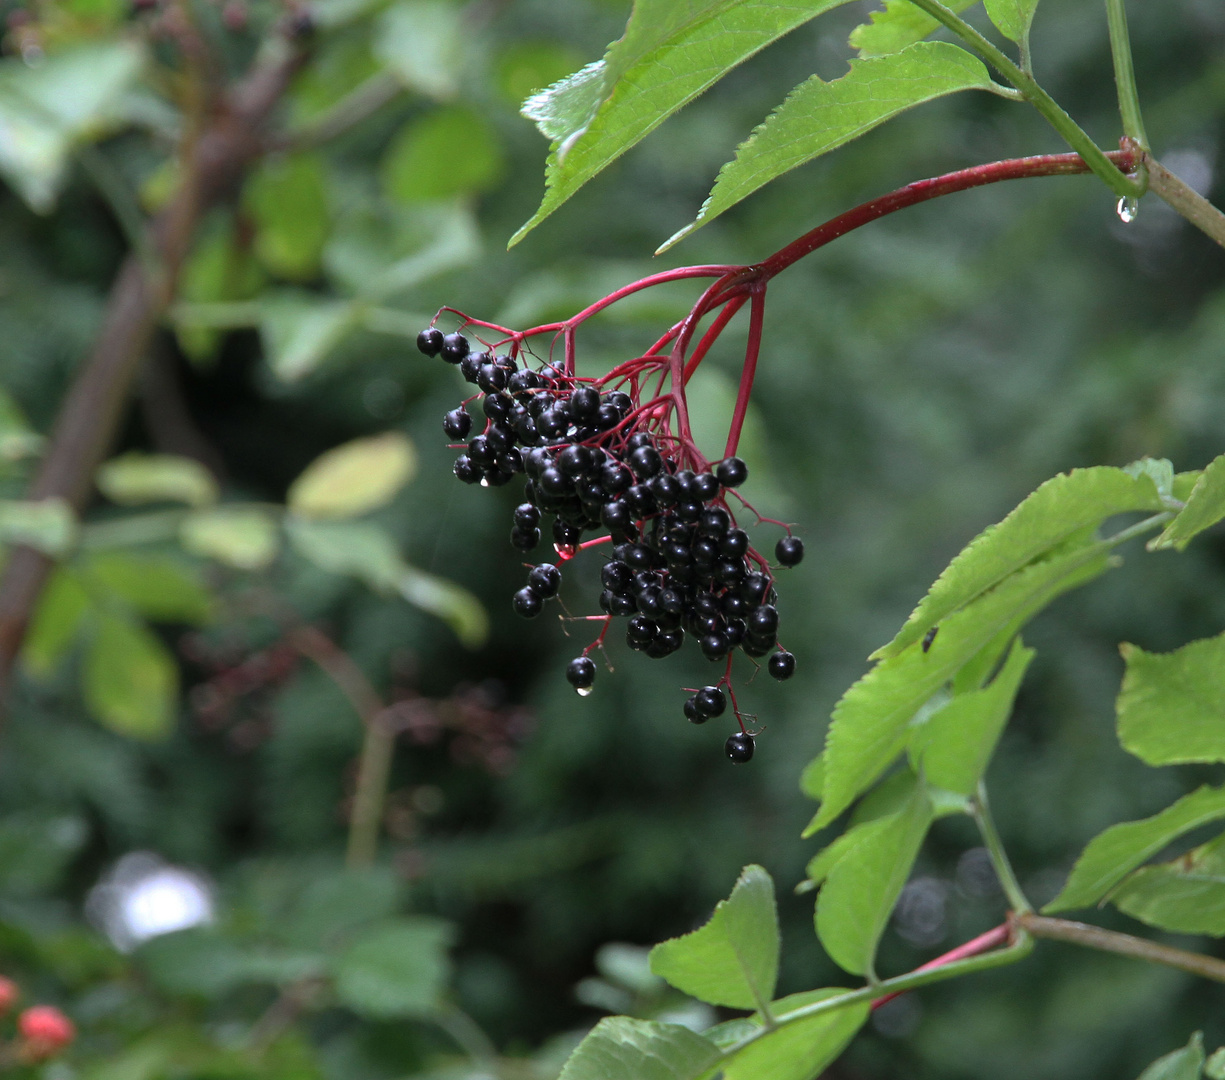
{"left": 576, "top": 686, "right": 593, "bottom": 697}
{"left": 1116, "top": 196, "right": 1139, "bottom": 224}
{"left": 479, "top": 477, "right": 490, "bottom": 488}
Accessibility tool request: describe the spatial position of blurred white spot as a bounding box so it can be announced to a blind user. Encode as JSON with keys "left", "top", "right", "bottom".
{"left": 956, "top": 846, "right": 1000, "bottom": 898}
{"left": 893, "top": 876, "right": 948, "bottom": 947}
{"left": 86, "top": 852, "right": 215, "bottom": 952}
{"left": 1162, "top": 149, "right": 1215, "bottom": 196}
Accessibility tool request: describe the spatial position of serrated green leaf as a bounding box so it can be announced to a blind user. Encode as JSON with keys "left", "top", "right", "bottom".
{"left": 816, "top": 540, "right": 1112, "bottom": 831}
{"left": 512, "top": 0, "right": 856, "bottom": 247}
{"left": 1112, "top": 831, "right": 1225, "bottom": 936}
{"left": 800, "top": 753, "right": 825, "bottom": 802}
{"left": 374, "top": 0, "right": 465, "bottom": 101}
{"left": 83, "top": 612, "right": 177, "bottom": 739}
{"left": 22, "top": 569, "right": 90, "bottom": 679}
{"left": 1116, "top": 632, "right": 1225, "bottom": 766}
{"left": 722, "top": 988, "right": 868, "bottom": 1080}
{"left": 816, "top": 783, "right": 932, "bottom": 976}
{"left": 0, "top": 497, "right": 76, "bottom": 555}
{"left": 1136, "top": 1033, "right": 1205, "bottom": 1080}
{"left": 288, "top": 433, "right": 416, "bottom": 520}
{"left": 96, "top": 452, "right": 219, "bottom": 508}
{"left": 983, "top": 0, "right": 1039, "bottom": 43}
{"left": 660, "top": 42, "right": 991, "bottom": 251}
{"left": 649, "top": 865, "right": 779, "bottom": 1011}
{"left": 333, "top": 917, "right": 454, "bottom": 1019}
{"left": 245, "top": 153, "right": 331, "bottom": 281}
{"left": 398, "top": 565, "right": 489, "bottom": 650}
{"left": 382, "top": 106, "right": 505, "bottom": 203}
{"left": 1151, "top": 454, "right": 1225, "bottom": 551}
{"left": 850, "top": 0, "right": 979, "bottom": 57}
{"left": 876, "top": 466, "right": 1164, "bottom": 660}
{"left": 804, "top": 816, "right": 892, "bottom": 885}
{"left": 1044, "top": 784, "right": 1225, "bottom": 913}
{"left": 180, "top": 506, "right": 280, "bottom": 570}
{"left": 908, "top": 638, "right": 1033, "bottom": 795}
{"left": 1205, "top": 1046, "right": 1225, "bottom": 1080}
{"left": 84, "top": 552, "right": 213, "bottom": 625}
{"left": 259, "top": 292, "right": 363, "bottom": 382}
{"left": 558, "top": 1017, "right": 721, "bottom": 1080}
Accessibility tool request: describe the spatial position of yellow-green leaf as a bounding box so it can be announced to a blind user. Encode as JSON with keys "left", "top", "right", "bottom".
{"left": 180, "top": 506, "right": 280, "bottom": 571}
{"left": 96, "top": 452, "right": 218, "bottom": 508}
{"left": 83, "top": 613, "right": 177, "bottom": 739}
{"left": 288, "top": 433, "right": 417, "bottom": 519}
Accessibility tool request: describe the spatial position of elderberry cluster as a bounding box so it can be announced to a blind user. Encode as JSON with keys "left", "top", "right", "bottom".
{"left": 419, "top": 326, "right": 805, "bottom": 764}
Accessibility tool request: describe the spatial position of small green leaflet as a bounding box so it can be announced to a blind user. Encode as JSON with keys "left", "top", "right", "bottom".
{"left": 1044, "top": 784, "right": 1225, "bottom": 913}
{"left": 814, "top": 539, "right": 1112, "bottom": 832}
{"left": 1135, "top": 1033, "right": 1205, "bottom": 1080}
{"left": 83, "top": 553, "right": 214, "bottom": 625}
{"left": 983, "top": 0, "right": 1040, "bottom": 44}
{"left": 721, "top": 989, "right": 869, "bottom": 1080}
{"left": 850, "top": 0, "right": 979, "bottom": 57}
{"left": 180, "top": 506, "right": 280, "bottom": 571}
{"left": 96, "top": 452, "right": 218, "bottom": 508}
{"left": 557, "top": 1017, "right": 721, "bottom": 1080}
{"left": 876, "top": 465, "right": 1165, "bottom": 660}
{"left": 512, "top": 0, "right": 856, "bottom": 247}
{"left": 1151, "top": 453, "right": 1225, "bottom": 551}
{"left": 909, "top": 638, "right": 1034, "bottom": 795}
{"left": 333, "top": 918, "right": 454, "bottom": 1019}
{"left": 83, "top": 612, "right": 178, "bottom": 740}
{"left": 659, "top": 42, "right": 992, "bottom": 252}
{"left": 649, "top": 864, "right": 779, "bottom": 1012}
{"left": 21, "top": 569, "right": 90, "bottom": 679}
{"left": 1116, "top": 632, "right": 1225, "bottom": 766}
{"left": 815, "top": 782, "right": 932, "bottom": 976}
{"left": 287, "top": 433, "right": 417, "bottom": 520}
{"left": 1207, "top": 1046, "right": 1225, "bottom": 1080}
{"left": 1112, "top": 830, "right": 1225, "bottom": 935}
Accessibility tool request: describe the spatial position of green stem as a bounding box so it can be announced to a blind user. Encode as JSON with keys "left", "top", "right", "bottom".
{"left": 904, "top": 0, "right": 1142, "bottom": 199}
{"left": 346, "top": 715, "right": 396, "bottom": 869}
{"left": 1105, "top": 0, "right": 1149, "bottom": 151}
{"left": 971, "top": 781, "right": 1032, "bottom": 914}
{"left": 1144, "top": 154, "right": 1225, "bottom": 249}
{"left": 433, "top": 1008, "right": 502, "bottom": 1074}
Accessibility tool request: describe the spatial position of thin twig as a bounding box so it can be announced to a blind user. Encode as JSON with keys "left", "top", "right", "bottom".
{"left": 1144, "top": 153, "right": 1225, "bottom": 249}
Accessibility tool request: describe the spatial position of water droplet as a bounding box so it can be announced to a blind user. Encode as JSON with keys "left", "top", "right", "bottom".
{"left": 576, "top": 686, "right": 593, "bottom": 697}
{"left": 1116, "top": 196, "right": 1139, "bottom": 224}
{"left": 479, "top": 477, "right": 490, "bottom": 488}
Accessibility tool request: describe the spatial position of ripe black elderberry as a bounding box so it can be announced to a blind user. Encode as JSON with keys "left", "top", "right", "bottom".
{"left": 725, "top": 732, "right": 755, "bottom": 763}
{"left": 417, "top": 328, "right": 444, "bottom": 356}
{"left": 528, "top": 563, "right": 562, "bottom": 597}
{"left": 768, "top": 650, "right": 795, "bottom": 680}
{"left": 776, "top": 536, "right": 804, "bottom": 567}
{"left": 513, "top": 587, "right": 543, "bottom": 618}
{"left": 443, "top": 408, "right": 471, "bottom": 439}
{"left": 441, "top": 332, "right": 469, "bottom": 363}
{"left": 566, "top": 656, "right": 596, "bottom": 692}
{"left": 695, "top": 685, "right": 726, "bottom": 717}
{"left": 716, "top": 456, "right": 748, "bottom": 487}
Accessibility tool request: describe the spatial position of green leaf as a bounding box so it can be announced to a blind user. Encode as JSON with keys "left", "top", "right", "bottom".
{"left": 816, "top": 540, "right": 1113, "bottom": 831}
{"left": 0, "top": 497, "right": 77, "bottom": 555}
{"left": 333, "top": 917, "right": 454, "bottom": 1018}
{"left": 96, "top": 452, "right": 218, "bottom": 508}
{"left": 382, "top": 106, "right": 505, "bottom": 203}
{"left": 1151, "top": 454, "right": 1225, "bottom": 551}
{"left": 649, "top": 865, "right": 779, "bottom": 1011}
{"left": 22, "top": 569, "right": 90, "bottom": 678}
{"left": 1116, "top": 632, "right": 1225, "bottom": 766}
{"left": 557, "top": 1017, "right": 721, "bottom": 1080}
{"left": 1111, "top": 830, "right": 1225, "bottom": 935}
{"left": 908, "top": 638, "right": 1034, "bottom": 795}
{"left": 84, "top": 552, "right": 213, "bottom": 624}
{"left": 659, "top": 43, "right": 992, "bottom": 251}
{"left": 138, "top": 929, "right": 325, "bottom": 999}
{"left": 1044, "top": 784, "right": 1225, "bottom": 913}
{"left": 1136, "top": 1033, "right": 1205, "bottom": 1080}
{"left": 0, "top": 386, "right": 42, "bottom": 462}
{"left": 983, "top": 0, "right": 1039, "bottom": 44}
{"left": 804, "top": 816, "right": 892, "bottom": 885}
{"left": 512, "top": 0, "right": 856, "bottom": 247}
{"left": 1206, "top": 1047, "right": 1225, "bottom": 1080}
{"left": 876, "top": 466, "right": 1164, "bottom": 660}
{"left": 286, "top": 520, "right": 488, "bottom": 647}
{"left": 83, "top": 612, "right": 177, "bottom": 739}
{"left": 287, "top": 432, "right": 417, "bottom": 520}
{"left": 815, "top": 782, "right": 932, "bottom": 976}
{"left": 850, "top": 0, "right": 979, "bottom": 57}
{"left": 175, "top": 217, "right": 265, "bottom": 361}
{"left": 800, "top": 753, "right": 825, "bottom": 802}
{"left": 0, "top": 40, "right": 144, "bottom": 212}
{"left": 374, "top": 0, "right": 465, "bottom": 101}
{"left": 179, "top": 506, "right": 281, "bottom": 570}
{"left": 722, "top": 989, "right": 869, "bottom": 1080}
{"left": 0, "top": 812, "right": 88, "bottom": 896}
{"left": 244, "top": 153, "right": 331, "bottom": 281}
{"left": 259, "top": 291, "right": 364, "bottom": 383}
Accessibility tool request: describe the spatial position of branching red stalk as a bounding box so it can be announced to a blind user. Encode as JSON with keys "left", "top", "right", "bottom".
{"left": 724, "top": 289, "right": 766, "bottom": 460}
{"left": 683, "top": 296, "right": 748, "bottom": 385}
{"left": 872, "top": 923, "right": 1013, "bottom": 1009}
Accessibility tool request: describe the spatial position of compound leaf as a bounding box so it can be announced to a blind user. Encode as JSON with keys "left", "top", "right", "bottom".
{"left": 815, "top": 783, "right": 932, "bottom": 976}
{"left": 909, "top": 638, "right": 1034, "bottom": 795}
{"left": 983, "top": 0, "right": 1039, "bottom": 44}
{"left": 850, "top": 0, "right": 979, "bottom": 57}
{"left": 512, "top": 0, "right": 856, "bottom": 247}
{"left": 1111, "top": 832, "right": 1225, "bottom": 936}
{"left": 1135, "top": 1033, "right": 1205, "bottom": 1080}
{"left": 649, "top": 864, "right": 779, "bottom": 1011}
{"left": 1116, "top": 632, "right": 1225, "bottom": 766}
{"left": 722, "top": 989, "right": 868, "bottom": 1080}
{"left": 876, "top": 465, "right": 1164, "bottom": 660}
{"left": 558, "top": 1017, "right": 720, "bottom": 1080}
{"left": 1044, "top": 784, "right": 1225, "bottom": 913}
{"left": 1151, "top": 454, "right": 1225, "bottom": 551}
{"left": 660, "top": 42, "right": 991, "bottom": 251}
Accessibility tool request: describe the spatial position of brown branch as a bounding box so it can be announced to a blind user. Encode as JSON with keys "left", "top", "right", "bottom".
{"left": 1017, "top": 913, "right": 1225, "bottom": 984}
{"left": 0, "top": 28, "right": 307, "bottom": 697}
{"left": 1143, "top": 152, "right": 1225, "bottom": 249}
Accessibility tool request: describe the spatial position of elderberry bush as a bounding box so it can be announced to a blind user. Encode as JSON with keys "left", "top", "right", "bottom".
{"left": 420, "top": 326, "right": 804, "bottom": 762}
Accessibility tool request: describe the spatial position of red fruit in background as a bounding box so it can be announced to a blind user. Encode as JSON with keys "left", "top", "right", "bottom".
{"left": 0, "top": 976, "right": 18, "bottom": 1015}
{"left": 17, "top": 1005, "right": 75, "bottom": 1060}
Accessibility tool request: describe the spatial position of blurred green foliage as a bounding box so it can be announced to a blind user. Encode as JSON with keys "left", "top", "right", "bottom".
{"left": 0, "top": 0, "right": 1222, "bottom": 1077}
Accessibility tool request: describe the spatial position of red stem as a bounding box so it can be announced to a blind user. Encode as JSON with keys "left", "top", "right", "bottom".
{"left": 683, "top": 295, "right": 748, "bottom": 385}
{"left": 724, "top": 289, "right": 766, "bottom": 459}
{"left": 871, "top": 923, "right": 1012, "bottom": 1010}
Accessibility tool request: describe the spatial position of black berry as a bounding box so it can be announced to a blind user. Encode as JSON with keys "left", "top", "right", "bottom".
{"left": 695, "top": 685, "right": 726, "bottom": 717}
{"left": 769, "top": 650, "right": 796, "bottom": 680}
{"left": 725, "top": 732, "right": 755, "bottom": 764}
{"left": 528, "top": 564, "right": 562, "bottom": 597}
{"left": 441, "top": 332, "right": 469, "bottom": 363}
{"left": 443, "top": 408, "right": 471, "bottom": 439}
{"left": 566, "top": 656, "right": 596, "bottom": 691}
{"left": 417, "top": 328, "right": 444, "bottom": 356}
{"left": 716, "top": 456, "right": 748, "bottom": 487}
{"left": 776, "top": 536, "right": 804, "bottom": 567}
{"left": 513, "top": 587, "right": 543, "bottom": 618}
